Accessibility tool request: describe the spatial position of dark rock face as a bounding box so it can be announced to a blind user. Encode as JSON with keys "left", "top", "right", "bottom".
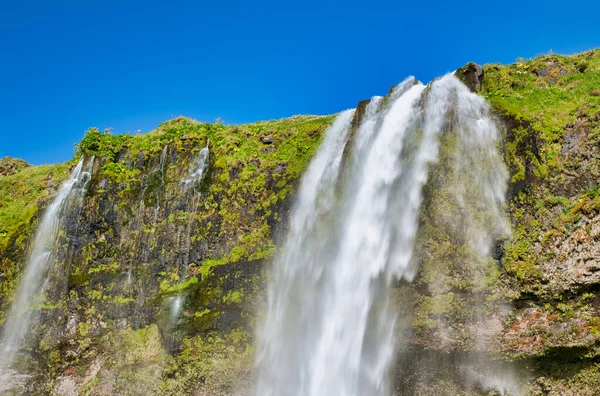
{"left": 0, "top": 115, "right": 334, "bottom": 394}
{"left": 135, "top": 151, "right": 146, "bottom": 168}
{"left": 352, "top": 99, "right": 371, "bottom": 130}
{"left": 455, "top": 62, "right": 484, "bottom": 92}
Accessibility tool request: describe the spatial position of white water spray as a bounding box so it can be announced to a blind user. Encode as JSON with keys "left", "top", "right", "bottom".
{"left": 0, "top": 157, "right": 92, "bottom": 366}
{"left": 256, "top": 75, "right": 511, "bottom": 396}
{"left": 182, "top": 140, "right": 210, "bottom": 187}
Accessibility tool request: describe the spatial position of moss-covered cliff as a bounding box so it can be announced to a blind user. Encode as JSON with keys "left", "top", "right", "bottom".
{"left": 1, "top": 49, "right": 600, "bottom": 395}
{"left": 0, "top": 115, "right": 334, "bottom": 394}
{"left": 398, "top": 49, "right": 600, "bottom": 395}
{"left": 481, "top": 49, "right": 600, "bottom": 394}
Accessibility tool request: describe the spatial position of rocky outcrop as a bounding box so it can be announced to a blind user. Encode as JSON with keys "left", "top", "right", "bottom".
{"left": 0, "top": 156, "right": 30, "bottom": 176}
{"left": 1, "top": 49, "right": 600, "bottom": 395}
{"left": 455, "top": 62, "right": 484, "bottom": 92}
{"left": 535, "top": 60, "right": 568, "bottom": 84}
{"left": 0, "top": 115, "right": 332, "bottom": 394}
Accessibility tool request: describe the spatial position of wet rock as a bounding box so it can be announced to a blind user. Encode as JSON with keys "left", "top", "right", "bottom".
{"left": 455, "top": 62, "right": 484, "bottom": 92}
{"left": 0, "top": 368, "right": 30, "bottom": 394}
{"left": 52, "top": 376, "right": 78, "bottom": 396}
{"left": 136, "top": 151, "right": 146, "bottom": 168}
{"left": 353, "top": 99, "right": 371, "bottom": 128}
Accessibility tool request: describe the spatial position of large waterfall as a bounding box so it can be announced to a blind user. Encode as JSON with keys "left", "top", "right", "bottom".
{"left": 0, "top": 157, "right": 92, "bottom": 366}
{"left": 256, "top": 74, "right": 511, "bottom": 396}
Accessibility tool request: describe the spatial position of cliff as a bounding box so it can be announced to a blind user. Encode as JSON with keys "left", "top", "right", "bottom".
{"left": 0, "top": 49, "right": 599, "bottom": 395}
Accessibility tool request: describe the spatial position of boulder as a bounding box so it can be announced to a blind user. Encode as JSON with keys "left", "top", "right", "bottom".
{"left": 455, "top": 62, "right": 484, "bottom": 92}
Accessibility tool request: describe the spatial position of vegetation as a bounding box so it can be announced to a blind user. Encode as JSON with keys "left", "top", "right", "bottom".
{"left": 0, "top": 162, "right": 71, "bottom": 322}
{"left": 1, "top": 49, "right": 600, "bottom": 394}
{"left": 476, "top": 49, "right": 600, "bottom": 294}
{"left": 0, "top": 112, "right": 332, "bottom": 393}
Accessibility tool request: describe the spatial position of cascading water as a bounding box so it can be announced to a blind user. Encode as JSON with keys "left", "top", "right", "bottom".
{"left": 256, "top": 74, "right": 512, "bottom": 396}
{"left": 182, "top": 139, "right": 210, "bottom": 187}
{"left": 0, "top": 157, "right": 93, "bottom": 366}
{"left": 179, "top": 139, "right": 211, "bottom": 267}
{"left": 153, "top": 144, "right": 170, "bottom": 221}
{"left": 160, "top": 144, "right": 169, "bottom": 179}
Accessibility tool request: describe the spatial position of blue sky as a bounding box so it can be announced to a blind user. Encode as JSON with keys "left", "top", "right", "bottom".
{"left": 1, "top": 0, "right": 599, "bottom": 165}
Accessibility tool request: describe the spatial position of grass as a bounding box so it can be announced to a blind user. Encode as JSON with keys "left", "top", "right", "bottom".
{"left": 476, "top": 49, "right": 600, "bottom": 294}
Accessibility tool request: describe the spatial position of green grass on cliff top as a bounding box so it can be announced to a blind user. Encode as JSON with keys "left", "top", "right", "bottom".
{"left": 482, "top": 49, "right": 600, "bottom": 164}
{"left": 77, "top": 114, "right": 335, "bottom": 165}
{"left": 480, "top": 48, "right": 600, "bottom": 291}
{"left": 0, "top": 113, "right": 335, "bottom": 260}
{"left": 0, "top": 163, "right": 71, "bottom": 252}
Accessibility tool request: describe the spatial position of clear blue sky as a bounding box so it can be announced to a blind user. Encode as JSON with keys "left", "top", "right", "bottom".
{"left": 1, "top": 0, "right": 599, "bottom": 165}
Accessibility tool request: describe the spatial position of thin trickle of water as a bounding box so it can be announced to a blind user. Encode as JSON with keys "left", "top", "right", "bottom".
{"left": 0, "top": 157, "right": 92, "bottom": 366}
{"left": 153, "top": 145, "right": 170, "bottom": 221}
{"left": 169, "top": 296, "right": 183, "bottom": 320}
{"left": 178, "top": 140, "right": 211, "bottom": 270}
{"left": 181, "top": 140, "right": 210, "bottom": 187}
{"left": 159, "top": 144, "right": 169, "bottom": 180}
{"left": 256, "top": 75, "right": 512, "bottom": 396}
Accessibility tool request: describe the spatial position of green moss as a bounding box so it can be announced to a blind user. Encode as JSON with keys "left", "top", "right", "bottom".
{"left": 113, "top": 296, "right": 135, "bottom": 304}
{"left": 0, "top": 162, "right": 71, "bottom": 252}
{"left": 0, "top": 162, "right": 72, "bottom": 323}
{"left": 88, "top": 262, "right": 120, "bottom": 274}
{"left": 160, "top": 276, "right": 198, "bottom": 295}
{"left": 159, "top": 329, "right": 254, "bottom": 394}
{"left": 482, "top": 50, "right": 600, "bottom": 180}
{"left": 77, "top": 322, "right": 90, "bottom": 337}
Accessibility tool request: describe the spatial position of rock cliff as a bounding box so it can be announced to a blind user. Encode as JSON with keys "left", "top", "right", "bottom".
{"left": 1, "top": 49, "right": 600, "bottom": 395}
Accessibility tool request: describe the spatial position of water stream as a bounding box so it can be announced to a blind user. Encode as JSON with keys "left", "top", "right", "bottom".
{"left": 0, "top": 157, "right": 93, "bottom": 366}
{"left": 256, "top": 74, "right": 513, "bottom": 396}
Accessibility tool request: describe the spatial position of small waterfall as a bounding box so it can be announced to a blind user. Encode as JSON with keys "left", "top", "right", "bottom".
{"left": 0, "top": 157, "right": 92, "bottom": 366}
{"left": 159, "top": 144, "right": 169, "bottom": 179}
{"left": 154, "top": 144, "right": 170, "bottom": 221}
{"left": 178, "top": 140, "right": 211, "bottom": 269}
{"left": 181, "top": 140, "right": 210, "bottom": 187}
{"left": 160, "top": 295, "right": 185, "bottom": 352}
{"left": 169, "top": 295, "right": 183, "bottom": 321}
{"left": 256, "top": 75, "right": 512, "bottom": 396}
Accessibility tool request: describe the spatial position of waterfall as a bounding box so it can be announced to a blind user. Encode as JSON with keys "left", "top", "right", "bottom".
{"left": 0, "top": 157, "right": 92, "bottom": 366}
{"left": 153, "top": 144, "right": 170, "bottom": 221}
{"left": 256, "top": 74, "right": 511, "bottom": 396}
{"left": 182, "top": 139, "right": 210, "bottom": 187}
{"left": 160, "top": 144, "right": 169, "bottom": 179}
